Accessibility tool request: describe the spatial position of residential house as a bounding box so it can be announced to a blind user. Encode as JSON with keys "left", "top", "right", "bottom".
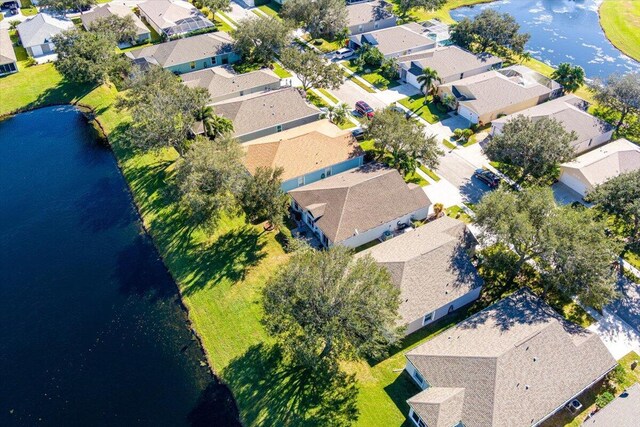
{"left": 289, "top": 164, "right": 431, "bottom": 248}
{"left": 137, "top": 0, "right": 214, "bottom": 38}
{"left": 582, "top": 383, "right": 640, "bottom": 427}
{"left": 398, "top": 45, "right": 502, "bottom": 89}
{"left": 491, "top": 95, "right": 614, "bottom": 155}
{"left": 405, "top": 289, "right": 616, "bottom": 427}
{"left": 357, "top": 216, "right": 483, "bottom": 335}
{"left": 0, "top": 28, "right": 18, "bottom": 75}
{"left": 242, "top": 120, "right": 365, "bottom": 192}
{"left": 125, "top": 32, "right": 238, "bottom": 74}
{"left": 213, "top": 88, "right": 322, "bottom": 142}
{"left": 558, "top": 138, "right": 640, "bottom": 198}
{"left": 16, "top": 13, "right": 74, "bottom": 57}
{"left": 421, "top": 19, "right": 451, "bottom": 44}
{"left": 437, "top": 65, "right": 562, "bottom": 125}
{"left": 349, "top": 23, "right": 437, "bottom": 58}
{"left": 182, "top": 66, "right": 281, "bottom": 103}
{"left": 80, "top": 3, "right": 151, "bottom": 47}
{"left": 346, "top": 0, "right": 397, "bottom": 35}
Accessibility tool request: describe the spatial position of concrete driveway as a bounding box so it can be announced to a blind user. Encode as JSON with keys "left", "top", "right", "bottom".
{"left": 229, "top": 0, "right": 256, "bottom": 22}
{"left": 436, "top": 144, "right": 494, "bottom": 204}
{"left": 588, "top": 308, "right": 640, "bottom": 360}
{"left": 551, "top": 182, "right": 586, "bottom": 206}
{"left": 332, "top": 79, "right": 387, "bottom": 112}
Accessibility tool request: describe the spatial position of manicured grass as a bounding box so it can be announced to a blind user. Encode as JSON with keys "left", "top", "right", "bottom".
{"left": 399, "top": 94, "right": 449, "bottom": 124}
{"left": 346, "top": 73, "right": 377, "bottom": 93}
{"left": 306, "top": 89, "right": 329, "bottom": 108}
{"left": 341, "top": 60, "right": 399, "bottom": 91}
{"left": 419, "top": 164, "right": 440, "bottom": 181}
{"left": 214, "top": 17, "right": 234, "bottom": 33}
{"left": 217, "top": 11, "right": 237, "bottom": 27}
{"left": 360, "top": 138, "right": 375, "bottom": 152}
{"left": 405, "top": 169, "right": 429, "bottom": 186}
{"left": 20, "top": 2, "right": 38, "bottom": 16}
{"left": 599, "top": 0, "right": 640, "bottom": 62}
{"left": 337, "top": 120, "right": 357, "bottom": 130}
{"left": 442, "top": 139, "right": 457, "bottom": 150}
{"left": 271, "top": 62, "right": 292, "bottom": 78}
{"left": 623, "top": 247, "right": 640, "bottom": 270}
{"left": 390, "top": 0, "right": 495, "bottom": 24}
{"left": 309, "top": 37, "right": 343, "bottom": 53}
{"left": 317, "top": 88, "right": 339, "bottom": 104}
{"left": 446, "top": 206, "right": 472, "bottom": 223}
{"left": 258, "top": 2, "right": 282, "bottom": 19}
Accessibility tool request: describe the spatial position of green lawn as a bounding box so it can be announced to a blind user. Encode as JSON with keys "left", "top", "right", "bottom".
{"left": 271, "top": 62, "right": 292, "bottom": 78}
{"left": 419, "top": 164, "right": 440, "bottom": 181}
{"left": 446, "top": 206, "right": 472, "bottom": 223}
{"left": 341, "top": 60, "right": 399, "bottom": 91}
{"left": 599, "top": 0, "right": 640, "bottom": 62}
{"left": 309, "top": 37, "right": 343, "bottom": 53}
{"left": 442, "top": 139, "right": 457, "bottom": 150}
{"left": 346, "top": 73, "right": 377, "bottom": 93}
{"left": 20, "top": 0, "right": 37, "bottom": 16}
{"left": 257, "top": 2, "right": 282, "bottom": 19}
{"left": 405, "top": 169, "right": 429, "bottom": 186}
{"left": 623, "top": 247, "right": 640, "bottom": 270}
{"left": 317, "top": 88, "right": 339, "bottom": 104}
{"left": 306, "top": 89, "right": 329, "bottom": 108}
{"left": 214, "top": 17, "right": 234, "bottom": 34}
{"left": 399, "top": 94, "right": 449, "bottom": 124}
{"left": 338, "top": 120, "right": 357, "bottom": 130}
{"left": 390, "top": 0, "right": 495, "bottom": 24}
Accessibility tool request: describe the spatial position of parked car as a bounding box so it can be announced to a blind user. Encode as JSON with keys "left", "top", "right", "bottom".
{"left": 474, "top": 169, "right": 500, "bottom": 188}
{"left": 351, "top": 128, "right": 365, "bottom": 140}
{"left": 355, "top": 101, "right": 374, "bottom": 119}
{"left": 334, "top": 47, "right": 354, "bottom": 60}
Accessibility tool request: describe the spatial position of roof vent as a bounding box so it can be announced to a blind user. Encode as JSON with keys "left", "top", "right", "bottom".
{"left": 533, "top": 357, "right": 537, "bottom": 362}
{"left": 525, "top": 385, "right": 530, "bottom": 390}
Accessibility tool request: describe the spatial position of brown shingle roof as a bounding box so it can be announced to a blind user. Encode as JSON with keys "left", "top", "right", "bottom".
{"left": 182, "top": 67, "right": 280, "bottom": 101}
{"left": 408, "top": 387, "right": 465, "bottom": 427}
{"left": 346, "top": 0, "right": 393, "bottom": 26}
{"left": 401, "top": 46, "right": 501, "bottom": 79}
{"left": 358, "top": 216, "right": 482, "bottom": 325}
{"left": 289, "top": 164, "right": 431, "bottom": 244}
{"left": 406, "top": 289, "right": 616, "bottom": 427}
{"left": 0, "top": 28, "right": 16, "bottom": 66}
{"left": 80, "top": 4, "right": 149, "bottom": 36}
{"left": 242, "top": 120, "right": 363, "bottom": 181}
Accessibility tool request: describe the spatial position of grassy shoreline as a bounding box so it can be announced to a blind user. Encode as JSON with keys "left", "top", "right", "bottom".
{"left": 598, "top": 0, "right": 640, "bottom": 62}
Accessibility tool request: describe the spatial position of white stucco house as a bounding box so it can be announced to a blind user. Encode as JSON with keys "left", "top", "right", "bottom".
{"left": 289, "top": 164, "right": 431, "bottom": 248}
{"left": 558, "top": 138, "right": 640, "bottom": 198}
{"left": 16, "top": 13, "right": 74, "bottom": 57}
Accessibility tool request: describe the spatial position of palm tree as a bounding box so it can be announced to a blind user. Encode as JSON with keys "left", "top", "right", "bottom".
{"left": 551, "top": 63, "right": 586, "bottom": 94}
{"left": 416, "top": 67, "right": 440, "bottom": 104}
{"left": 194, "top": 106, "right": 234, "bottom": 139}
{"left": 327, "top": 102, "right": 350, "bottom": 125}
{"left": 518, "top": 51, "right": 532, "bottom": 64}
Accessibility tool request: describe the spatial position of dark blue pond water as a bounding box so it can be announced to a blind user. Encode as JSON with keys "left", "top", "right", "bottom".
{"left": 452, "top": 0, "right": 640, "bottom": 78}
{"left": 0, "top": 107, "right": 239, "bottom": 426}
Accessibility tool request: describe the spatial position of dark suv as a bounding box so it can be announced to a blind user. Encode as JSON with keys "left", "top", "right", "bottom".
{"left": 355, "top": 101, "right": 374, "bottom": 119}
{"left": 474, "top": 169, "right": 500, "bottom": 188}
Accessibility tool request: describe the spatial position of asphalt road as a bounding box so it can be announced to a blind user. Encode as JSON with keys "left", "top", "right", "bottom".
{"left": 436, "top": 150, "right": 492, "bottom": 204}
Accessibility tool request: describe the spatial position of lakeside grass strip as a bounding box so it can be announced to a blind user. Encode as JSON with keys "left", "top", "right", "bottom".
{"left": 598, "top": 0, "right": 640, "bottom": 62}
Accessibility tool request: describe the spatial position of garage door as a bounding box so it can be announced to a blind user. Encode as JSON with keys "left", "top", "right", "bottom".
{"left": 559, "top": 172, "right": 588, "bottom": 197}
{"left": 30, "top": 45, "right": 43, "bottom": 57}
{"left": 457, "top": 105, "right": 478, "bottom": 124}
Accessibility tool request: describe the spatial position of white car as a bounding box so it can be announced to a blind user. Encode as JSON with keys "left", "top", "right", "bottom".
{"left": 334, "top": 48, "right": 354, "bottom": 60}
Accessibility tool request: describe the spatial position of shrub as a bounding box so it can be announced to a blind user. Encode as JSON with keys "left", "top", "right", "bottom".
{"left": 595, "top": 391, "right": 615, "bottom": 409}
{"left": 379, "top": 58, "right": 398, "bottom": 80}
{"left": 358, "top": 44, "right": 383, "bottom": 69}
{"left": 25, "top": 57, "right": 37, "bottom": 67}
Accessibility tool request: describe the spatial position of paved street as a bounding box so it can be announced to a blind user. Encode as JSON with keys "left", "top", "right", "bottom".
{"left": 332, "top": 79, "right": 388, "bottom": 111}
{"left": 588, "top": 307, "right": 640, "bottom": 360}
{"left": 436, "top": 148, "right": 493, "bottom": 204}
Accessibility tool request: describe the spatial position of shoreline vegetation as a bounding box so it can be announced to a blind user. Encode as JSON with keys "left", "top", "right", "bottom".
{"left": 1, "top": 0, "right": 637, "bottom": 424}
{"left": 598, "top": 0, "right": 640, "bottom": 63}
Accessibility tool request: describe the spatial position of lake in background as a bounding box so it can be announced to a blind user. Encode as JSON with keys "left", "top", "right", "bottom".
{"left": 0, "top": 107, "right": 240, "bottom": 426}
{"left": 452, "top": 0, "right": 640, "bottom": 78}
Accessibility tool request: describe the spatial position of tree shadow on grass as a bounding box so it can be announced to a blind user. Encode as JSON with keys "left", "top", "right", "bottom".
{"left": 223, "top": 343, "right": 359, "bottom": 427}
{"left": 384, "top": 372, "right": 419, "bottom": 427}
{"left": 180, "top": 225, "right": 268, "bottom": 295}
{"left": 25, "top": 79, "right": 97, "bottom": 112}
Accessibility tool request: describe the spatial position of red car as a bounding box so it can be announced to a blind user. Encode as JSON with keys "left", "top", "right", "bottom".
{"left": 355, "top": 101, "right": 374, "bottom": 119}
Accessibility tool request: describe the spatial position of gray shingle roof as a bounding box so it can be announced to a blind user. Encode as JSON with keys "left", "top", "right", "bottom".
{"left": 401, "top": 46, "right": 501, "bottom": 79}
{"left": 358, "top": 216, "right": 482, "bottom": 325}
{"left": 213, "top": 88, "right": 321, "bottom": 138}
{"left": 0, "top": 28, "right": 17, "bottom": 65}
{"left": 408, "top": 387, "right": 465, "bottom": 427}
{"left": 582, "top": 383, "right": 640, "bottom": 427}
{"left": 289, "top": 163, "right": 431, "bottom": 244}
{"left": 406, "top": 289, "right": 616, "bottom": 427}
{"left": 182, "top": 67, "right": 280, "bottom": 100}
{"left": 492, "top": 95, "right": 613, "bottom": 151}
{"left": 351, "top": 24, "right": 436, "bottom": 56}
{"left": 17, "top": 13, "right": 74, "bottom": 48}
{"left": 81, "top": 4, "right": 150, "bottom": 37}
{"left": 125, "top": 32, "right": 234, "bottom": 67}
{"left": 346, "top": 0, "right": 393, "bottom": 26}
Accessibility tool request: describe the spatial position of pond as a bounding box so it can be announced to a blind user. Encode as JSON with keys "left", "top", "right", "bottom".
{"left": 0, "top": 107, "right": 240, "bottom": 426}
{"left": 452, "top": 0, "right": 640, "bottom": 78}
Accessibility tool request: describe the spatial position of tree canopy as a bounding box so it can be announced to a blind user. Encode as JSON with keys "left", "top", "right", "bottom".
{"left": 450, "top": 9, "right": 530, "bottom": 55}
{"left": 199, "top": 0, "right": 232, "bottom": 15}
{"left": 262, "top": 245, "right": 402, "bottom": 367}
{"left": 590, "top": 72, "right": 640, "bottom": 131}
{"left": 366, "top": 107, "right": 441, "bottom": 174}
{"left": 586, "top": 170, "right": 640, "bottom": 243}
{"left": 37, "top": 0, "right": 95, "bottom": 13}
{"left": 174, "top": 134, "right": 246, "bottom": 227}
{"left": 52, "top": 29, "right": 130, "bottom": 85}
{"left": 280, "top": 48, "right": 343, "bottom": 91}
{"left": 117, "top": 67, "right": 210, "bottom": 156}
{"left": 88, "top": 14, "right": 137, "bottom": 45}
{"left": 396, "top": 0, "right": 445, "bottom": 19}
{"left": 232, "top": 16, "right": 291, "bottom": 66}
{"left": 281, "top": 0, "right": 348, "bottom": 39}
{"left": 551, "top": 63, "right": 586, "bottom": 94}
{"left": 485, "top": 115, "right": 576, "bottom": 184}
{"left": 240, "top": 166, "right": 289, "bottom": 230}
{"left": 475, "top": 187, "right": 620, "bottom": 308}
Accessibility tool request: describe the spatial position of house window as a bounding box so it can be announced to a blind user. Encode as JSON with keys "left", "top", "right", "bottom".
{"left": 276, "top": 125, "right": 283, "bottom": 132}
{"left": 211, "top": 56, "right": 217, "bottom": 65}
{"left": 410, "top": 409, "right": 427, "bottom": 427}
{"left": 412, "top": 370, "right": 425, "bottom": 387}
{"left": 358, "top": 25, "right": 363, "bottom": 32}
{"left": 448, "top": 305, "right": 455, "bottom": 314}
{"left": 422, "top": 312, "right": 434, "bottom": 325}
{"left": 190, "top": 61, "right": 196, "bottom": 69}
{"left": 297, "top": 176, "right": 304, "bottom": 187}
{"left": 324, "top": 168, "right": 332, "bottom": 178}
